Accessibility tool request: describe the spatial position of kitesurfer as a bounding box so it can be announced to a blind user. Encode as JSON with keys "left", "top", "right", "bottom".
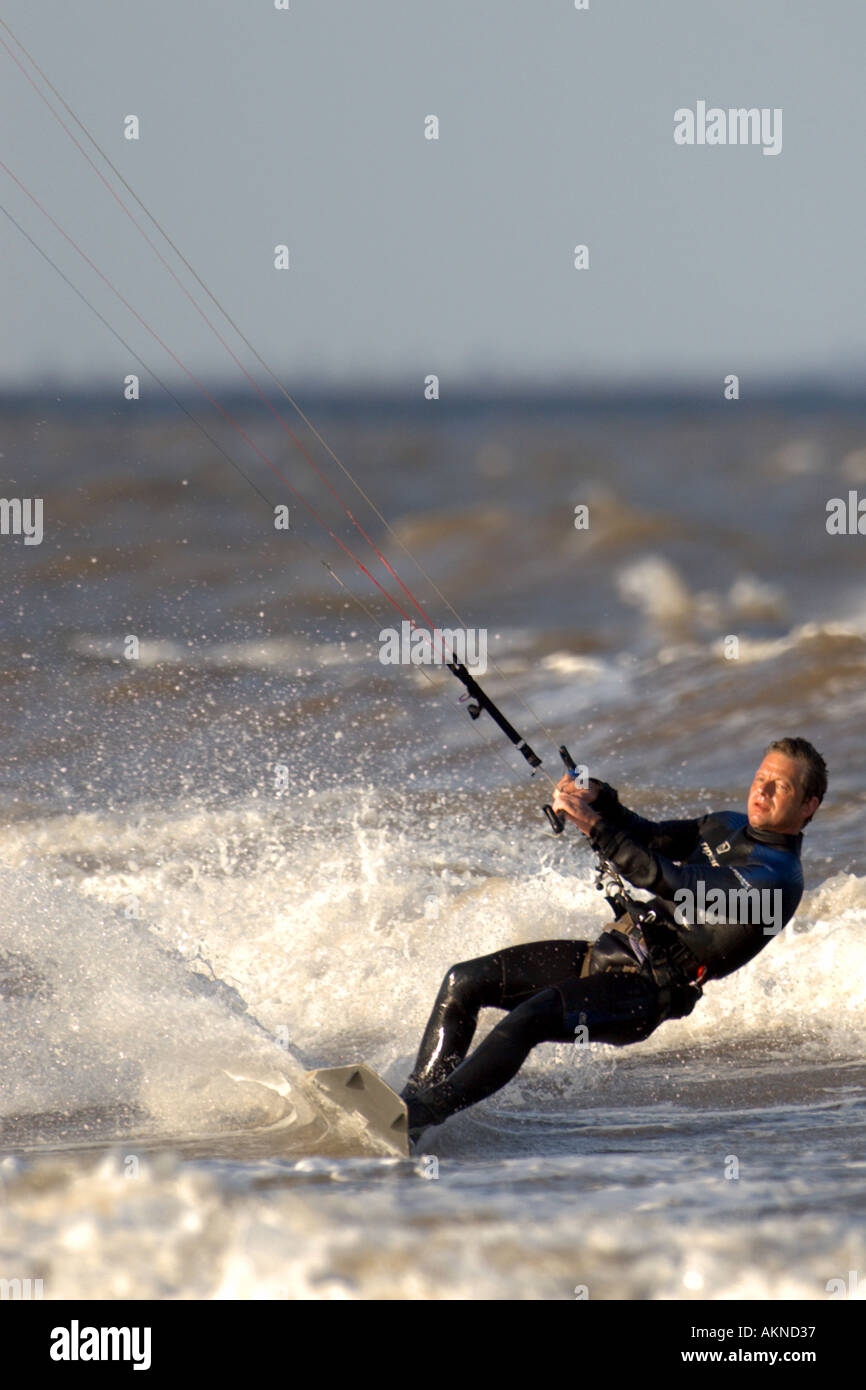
{"left": 402, "top": 737, "right": 826, "bottom": 1142}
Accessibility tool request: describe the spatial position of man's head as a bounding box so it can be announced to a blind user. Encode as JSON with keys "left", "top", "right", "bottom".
{"left": 747, "top": 737, "right": 827, "bottom": 834}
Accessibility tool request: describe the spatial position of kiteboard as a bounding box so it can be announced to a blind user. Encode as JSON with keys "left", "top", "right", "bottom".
{"left": 305, "top": 1062, "right": 412, "bottom": 1157}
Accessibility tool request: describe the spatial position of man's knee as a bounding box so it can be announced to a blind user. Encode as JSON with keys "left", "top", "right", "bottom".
{"left": 498, "top": 987, "right": 565, "bottom": 1047}
{"left": 439, "top": 954, "right": 500, "bottom": 1008}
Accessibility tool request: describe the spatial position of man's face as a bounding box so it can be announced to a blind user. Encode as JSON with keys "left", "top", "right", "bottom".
{"left": 747, "top": 753, "right": 818, "bottom": 833}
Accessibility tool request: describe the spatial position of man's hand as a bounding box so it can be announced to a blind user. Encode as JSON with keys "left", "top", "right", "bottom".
{"left": 552, "top": 774, "right": 601, "bottom": 835}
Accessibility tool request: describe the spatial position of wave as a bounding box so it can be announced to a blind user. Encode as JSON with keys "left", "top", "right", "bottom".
{"left": 1, "top": 790, "right": 861, "bottom": 1152}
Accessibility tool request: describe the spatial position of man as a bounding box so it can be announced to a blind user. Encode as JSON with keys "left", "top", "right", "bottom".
{"left": 402, "top": 737, "right": 826, "bottom": 1142}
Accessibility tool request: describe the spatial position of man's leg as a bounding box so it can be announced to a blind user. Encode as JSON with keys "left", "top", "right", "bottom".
{"left": 401, "top": 940, "right": 590, "bottom": 1100}
{"left": 406, "top": 966, "right": 662, "bottom": 1135}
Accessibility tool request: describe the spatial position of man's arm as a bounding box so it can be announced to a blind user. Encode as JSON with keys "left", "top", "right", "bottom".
{"left": 553, "top": 783, "right": 802, "bottom": 973}
{"left": 576, "top": 779, "right": 702, "bottom": 861}
{"left": 588, "top": 817, "right": 798, "bottom": 964}
{"left": 589, "top": 815, "right": 754, "bottom": 900}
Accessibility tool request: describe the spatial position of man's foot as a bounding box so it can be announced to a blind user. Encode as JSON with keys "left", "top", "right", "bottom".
{"left": 406, "top": 1093, "right": 438, "bottom": 1146}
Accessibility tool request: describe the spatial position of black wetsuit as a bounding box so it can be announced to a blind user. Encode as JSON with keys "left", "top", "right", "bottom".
{"left": 402, "top": 781, "right": 804, "bottom": 1134}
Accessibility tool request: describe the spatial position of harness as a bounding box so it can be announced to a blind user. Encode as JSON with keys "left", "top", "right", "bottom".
{"left": 541, "top": 742, "right": 708, "bottom": 1019}
{"left": 585, "top": 858, "right": 708, "bottom": 1021}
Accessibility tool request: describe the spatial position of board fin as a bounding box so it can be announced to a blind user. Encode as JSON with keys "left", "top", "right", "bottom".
{"left": 305, "top": 1063, "right": 411, "bottom": 1156}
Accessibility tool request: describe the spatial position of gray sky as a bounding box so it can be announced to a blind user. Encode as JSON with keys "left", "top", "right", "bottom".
{"left": 1, "top": 1, "right": 864, "bottom": 389}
